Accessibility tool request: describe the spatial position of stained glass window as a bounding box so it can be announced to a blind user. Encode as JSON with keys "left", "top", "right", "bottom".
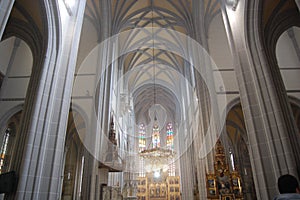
{"left": 138, "top": 123, "right": 146, "bottom": 152}
{"left": 166, "top": 122, "right": 175, "bottom": 176}
{"left": 152, "top": 124, "right": 160, "bottom": 148}
{"left": 138, "top": 123, "right": 146, "bottom": 177}
{"left": 166, "top": 122, "right": 174, "bottom": 150}
{"left": 0, "top": 128, "right": 10, "bottom": 174}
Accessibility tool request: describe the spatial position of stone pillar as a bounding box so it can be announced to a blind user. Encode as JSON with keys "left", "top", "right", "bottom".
{"left": 296, "top": 0, "right": 300, "bottom": 12}
{"left": 99, "top": 168, "right": 109, "bottom": 185}
{"left": 192, "top": 1, "right": 222, "bottom": 199}
{"left": 178, "top": 82, "right": 190, "bottom": 199}
{"left": 84, "top": 1, "right": 114, "bottom": 199}
{"left": 12, "top": 1, "right": 86, "bottom": 199}
{"left": 97, "top": 168, "right": 109, "bottom": 200}
{"left": 221, "top": 0, "right": 300, "bottom": 199}
{"left": 0, "top": 0, "right": 14, "bottom": 40}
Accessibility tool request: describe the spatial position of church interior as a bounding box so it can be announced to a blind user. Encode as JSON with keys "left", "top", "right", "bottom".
{"left": 0, "top": 0, "right": 300, "bottom": 199}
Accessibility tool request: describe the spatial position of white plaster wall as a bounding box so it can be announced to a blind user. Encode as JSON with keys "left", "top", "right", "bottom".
{"left": 208, "top": 14, "right": 234, "bottom": 69}
{"left": 207, "top": 13, "right": 239, "bottom": 113}
{"left": 276, "top": 28, "right": 300, "bottom": 68}
{"left": 0, "top": 37, "right": 33, "bottom": 98}
{"left": 276, "top": 26, "right": 300, "bottom": 100}
{"left": 72, "top": 44, "right": 103, "bottom": 132}
{"left": 214, "top": 71, "right": 239, "bottom": 92}
{"left": 0, "top": 37, "right": 32, "bottom": 118}
{"left": 9, "top": 39, "right": 32, "bottom": 76}
{"left": 0, "top": 37, "right": 14, "bottom": 74}
{"left": 72, "top": 75, "right": 96, "bottom": 97}
{"left": 75, "top": 19, "right": 98, "bottom": 71}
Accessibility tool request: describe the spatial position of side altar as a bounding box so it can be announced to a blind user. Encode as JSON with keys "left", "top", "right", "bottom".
{"left": 206, "top": 140, "right": 243, "bottom": 200}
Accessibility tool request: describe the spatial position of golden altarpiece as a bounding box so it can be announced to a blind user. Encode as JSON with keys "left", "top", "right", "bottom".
{"left": 136, "top": 122, "right": 180, "bottom": 200}
{"left": 137, "top": 173, "right": 180, "bottom": 200}
{"left": 206, "top": 140, "right": 243, "bottom": 200}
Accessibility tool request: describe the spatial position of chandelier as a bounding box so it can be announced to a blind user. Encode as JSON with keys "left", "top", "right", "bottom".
{"left": 137, "top": 2, "right": 176, "bottom": 175}
{"left": 140, "top": 147, "right": 175, "bottom": 173}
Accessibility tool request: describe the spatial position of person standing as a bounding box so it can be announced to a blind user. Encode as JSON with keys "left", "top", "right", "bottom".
{"left": 274, "top": 174, "right": 300, "bottom": 200}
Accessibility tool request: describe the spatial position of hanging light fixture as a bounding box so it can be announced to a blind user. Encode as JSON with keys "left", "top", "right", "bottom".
{"left": 139, "top": 3, "right": 175, "bottom": 174}
{"left": 152, "top": 2, "right": 158, "bottom": 122}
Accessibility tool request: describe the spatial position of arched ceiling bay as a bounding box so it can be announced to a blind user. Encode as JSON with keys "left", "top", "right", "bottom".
{"left": 133, "top": 84, "right": 180, "bottom": 124}
{"left": 77, "top": 0, "right": 230, "bottom": 125}
{"left": 80, "top": 0, "right": 197, "bottom": 125}
{"left": 226, "top": 103, "right": 246, "bottom": 145}
{"left": 262, "top": 0, "right": 299, "bottom": 29}
{"left": 4, "top": 0, "right": 45, "bottom": 57}
{"left": 261, "top": 0, "right": 300, "bottom": 51}
{"left": 9, "top": 0, "right": 44, "bottom": 34}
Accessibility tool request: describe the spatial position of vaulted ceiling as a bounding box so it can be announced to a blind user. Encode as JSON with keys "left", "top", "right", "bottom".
{"left": 80, "top": 0, "right": 222, "bottom": 124}
{"left": 3, "top": 0, "right": 299, "bottom": 125}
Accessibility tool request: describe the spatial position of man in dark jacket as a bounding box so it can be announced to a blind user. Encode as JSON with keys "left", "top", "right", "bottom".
{"left": 273, "top": 174, "right": 300, "bottom": 200}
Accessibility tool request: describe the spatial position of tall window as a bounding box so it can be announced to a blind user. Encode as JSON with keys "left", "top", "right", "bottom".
{"left": 0, "top": 128, "right": 10, "bottom": 174}
{"left": 138, "top": 123, "right": 146, "bottom": 152}
{"left": 166, "top": 122, "right": 175, "bottom": 176}
{"left": 166, "top": 122, "right": 174, "bottom": 150}
{"left": 138, "top": 123, "right": 146, "bottom": 177}
{"left": 152, "top": 124, "right": 160, "bottom": 148}
{"left": 229, "top": 148, "right": 235, "bottom": 171}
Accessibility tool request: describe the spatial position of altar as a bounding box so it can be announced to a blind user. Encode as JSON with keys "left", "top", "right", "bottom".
{"left": 137, "top": 173, "right": 180, "bottom": 200}
{"left": 135, "top": 119, "right": 180, "bottom": 200}
{"left": 206, "top": 140, "right": 243, "bottom": 200}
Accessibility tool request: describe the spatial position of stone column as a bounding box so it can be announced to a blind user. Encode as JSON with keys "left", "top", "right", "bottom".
{"left": 85, "top": 1, "right": 113, "bottom": 199}
{"left": 178, "top": 80, "right": 192, "bottom": 200}
{"left": 12, "top": 1, "right": 86, "bottom": 199}
{"left": 221, "top": 0, "right": 300, "bottom": 199}
{"left": 97, "top": 168, "right": 109, "bottom": 200}
{"left": 192, "top": 1, "right": 222, "bottom": 199}
{"left": 99, "top": 168, "right": 109, "bottom": 186}
{"left": 0, "top": 0, "right": 14, "bottom": 40}
{"left": 296, "top": 0, "right": 300, "bottom": 12}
